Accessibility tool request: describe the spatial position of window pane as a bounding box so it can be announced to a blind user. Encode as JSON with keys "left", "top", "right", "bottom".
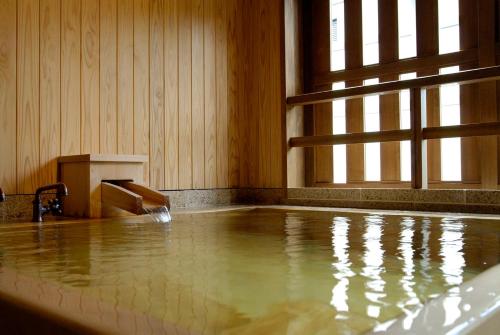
{"left": 364, "top": 78, "right": 381, "bottom": 181}
{"left": 362, "top": 0, "right": 379, "bottom": 65}
{"left": 330, "top": 1, "right": 345, "bottom": 71}
{"left": 439, "top": 0, "right": 459, "bottom": 54}
{"left": 399, "top": 72, "right": 416, "bottom": 181}
{"left": 398, "top": 0, "right": 416, "bottom": 59}
{"left": 332, "top": 82, "right": 347, "bottom": 183}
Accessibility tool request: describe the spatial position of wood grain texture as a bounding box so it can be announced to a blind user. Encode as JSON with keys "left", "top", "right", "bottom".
{"left": 40, "top": 0, "right": 61, "bottom": 186}
{"left": 179, "top": 0, "right": 193, "bottom": 189}
{"left": 117, "top": 0, "right": 134, "bottom": 155}
{"left": 81, "top": 0, "right": 100, "bottom": 154}
{"left": 61, "top": 0, "right": 81, "bottom": 156}
{"left": 133, "top": 0, "right": 150, "bottom": 184}
{"left": 192, "top": 0, "right": 205, "bottom": 189}
{"left": 165, "top": 0, "right": 179, "bottom": 189}
{"left": 204, "top": 0, "right": 217, "bottom": 188}
{"left": 17, "top": 0, "right": 40, "bottom": 193}
{"left": 100, "top": 0, "right": 117, "bottom": 154}
{"left": 227, "top": 0, "right": 240, "bottom": 187}
{"left": 0, "top": 0, "right": 17, "bottom": 194}
{"left": 216, "top": 0, "right": 228, "bottom": 188}
{"left": 149, "top": 0, "right": 165, "bottom": 189}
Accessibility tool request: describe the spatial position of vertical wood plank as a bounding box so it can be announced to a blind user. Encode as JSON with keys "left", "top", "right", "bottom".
{"left": 478, "top": 0, "right": 498, "bottom": 189}
{"left": 150, "top": 0, "right": 165, "bottom": 189}
{"left": 17, "top": 0, "right": 40, "bottom": 193}
{"left": 40, "top": 0, "right": 61, "bottom": 185}
{"left": 345, "top": 0, "right": 364, "bottom": 183}
{"left": 0, "top": 0, "right": 17, "bottom": 193}
{"left": 100, "top": 0, "right": 117, "bottom": 154}
{"left": 61, "top": 0, "right": 81, "bottom": 156}
{"left": 81, "top": 0, "right": 100, "bottom": 154}
{"left": 379, "top": 0, "right": 400, "bottom": 182}
{"left": 179, "top": 0, "right": 193, "bottom": 189}
{"left": 269, "top": 0, "right": 284, "bottom": 188}
{"left": 192, "top": 0, "right": 205, "bottom": 189}
{"left": 117, "top": 0, "right": 134, "bottom": 155}
{"left": 165, "top": 0, "right": 179, "bottom": 189}
{"left": 227, "top": 0, "right": 240, "bottom": 187}
{"left": 285, "top": 0, "right": 305, "bottom": 188}
{"left": 257, "top": 0, "right": 271, "bottom": 187}
{"left": 133, "top": 0, "right": 150, "bottom": 184}
{"left": 459, "top": 0, "right": 480, "bottom": 184}
{"left": 204, "top": 0, "right": 217, "bottom": 188}
{"left": 416, "top": 0, "right": 440, "bottom": 182}
{"left": 237, "top": 0, "right": 250, "bottom": 187}
{"left": 215, "top": 0, "right": 228, "bottom": 188}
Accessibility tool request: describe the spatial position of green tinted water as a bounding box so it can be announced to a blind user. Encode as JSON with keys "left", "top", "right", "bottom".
{"left": 0, "top": 208, "right": 499, "bottom": 334}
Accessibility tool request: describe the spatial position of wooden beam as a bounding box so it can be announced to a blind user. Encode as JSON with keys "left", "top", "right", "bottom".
{"left": 478, "top": 0, "right": 498, "bottom": 189}
{"left": 289, "top": 129, "right": 412, "bottom": 148}
{"left": 410, "top": 89, "right": 427, "bottom": 189}
{"left": 314, "top": 49, "right": 477, "bottom": 87}
{"left": 287, "top": 66, "right": 500, "bottom": 106}
{"left": 345, "top": 0, "right": 364, "bottom": 183}
{"left": 379, "top": 0, "right": 400, "bottom": 182}
{"left": 423, "top": 122, "right": 500, "bottom": 139}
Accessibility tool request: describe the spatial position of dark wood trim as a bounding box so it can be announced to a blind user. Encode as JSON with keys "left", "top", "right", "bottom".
{"left": 289, "top": 129, "right": 412, "bottom": 147}
{"left": 287, "top": 66, "right": 500, "bottom": 106}
{"left": 313, "top": 49, "right": 478, "bottom": 86}
{"left": 410, "top": 88, "right": 425, "bottom": 189}
{"left": 423, "top": 122, "right": 500, "bottom": 139}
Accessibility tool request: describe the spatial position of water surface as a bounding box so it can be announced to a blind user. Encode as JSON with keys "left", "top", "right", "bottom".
{"left": 0, "top": 208, "right": 499, "bottom": 334}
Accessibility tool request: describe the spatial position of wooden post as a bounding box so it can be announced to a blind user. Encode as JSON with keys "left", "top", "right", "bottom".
{"left": 410, "top": 88, "right": 428, "bottom": 189}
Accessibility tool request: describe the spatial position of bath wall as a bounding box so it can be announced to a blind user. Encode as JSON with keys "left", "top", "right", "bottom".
{"left": 0, "top": 0, "right": 284, "bottom": 194}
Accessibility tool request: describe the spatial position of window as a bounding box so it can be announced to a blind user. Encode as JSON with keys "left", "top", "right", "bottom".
{"left": 399, "top": 73, "right": 417, "bottom": 182}
{"left": 332, "top": 82, "right": 347, "bottom": 183}
{"left": 330, "top": 1, "right": 345, "bottom": 71}
{"left": 398, "top": 0, "right": 417, "bottom": 59}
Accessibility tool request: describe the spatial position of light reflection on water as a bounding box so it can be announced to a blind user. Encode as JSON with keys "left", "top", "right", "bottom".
{"left": 0, "top": 208, "right": 499, "bottom": 334}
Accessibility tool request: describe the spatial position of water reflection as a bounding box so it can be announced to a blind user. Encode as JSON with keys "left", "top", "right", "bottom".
{"left": 0, "top": 209, "right": 498, "bottom": 335}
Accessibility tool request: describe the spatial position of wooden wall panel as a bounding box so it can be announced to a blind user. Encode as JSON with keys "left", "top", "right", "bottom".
{"left": 100, "top": 0, "right": 117, "bottom": 154}
{"left": 1, "top": 0, "right": 285, "bottom": 193}
{"left": 61, "top": 0, "right": 81, "bottom": 156}
{"left": 17, "top": 0, "right": 40, "bottom": 193}
{"left": 81, "top": 0, "right": 100, "bottom": 154}
{"left": 216, "top": 0, "right": 229, "bottom": 188}
{"left": 149, "top": 0, "right": 165, "bottom": 189}
{"left": 133, "top": 0, "right": 150, "bottom": 184}
{"left": 178, "top": 0, "right": 193, "bottom": 189}
{"left": 204, "top": 0, "right": 217, "bottom": 188}
{"left": 117, "top": 0, "right": 134, "bottom": 155}
{"left": 192, "top": 0, "right": 205, "bottom": 189}
{"left": 227, "top": 0, "right": 240, "bottom": 188}
{"left": 165, "top": 0, "right": 179, "bottom": 189}
{"left": 40, "top": 0, "right": 61, "bottom": 186}
{"left": 0, "top": 0, "right": 17, "bottom": 194}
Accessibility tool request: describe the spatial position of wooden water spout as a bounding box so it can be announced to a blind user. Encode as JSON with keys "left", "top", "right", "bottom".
{"left": 101, "top": 181, "right": 170, "bottom": 215}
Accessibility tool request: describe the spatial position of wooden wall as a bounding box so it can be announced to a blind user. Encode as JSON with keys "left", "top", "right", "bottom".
{"left": 0, "top": 0, "right": 284, "bottom": 194}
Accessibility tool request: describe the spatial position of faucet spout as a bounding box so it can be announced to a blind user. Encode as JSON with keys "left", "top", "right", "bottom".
{"left": 32, "top": 183, "right": 69, "bottom": 222}
{"left": 0, "top": 188, "right": 5, "bottom": 202}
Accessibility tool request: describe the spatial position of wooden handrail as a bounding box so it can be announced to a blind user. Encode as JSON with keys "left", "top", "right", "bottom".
{"left": 289, "top": 122, "right": 500, "bottom": 148}
{"left": 313, "top": 49, "right": 477, "bottom": 86}
{"left": 287, "top": 66, "right": 500, "bottom": 107}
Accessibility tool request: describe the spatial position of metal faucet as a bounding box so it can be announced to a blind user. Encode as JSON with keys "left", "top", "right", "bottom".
{"left": 0, "top": 188, "right": 5, "bottom": 202}
{"left": 32, "top": 183, "right": 68, "bottom": 222}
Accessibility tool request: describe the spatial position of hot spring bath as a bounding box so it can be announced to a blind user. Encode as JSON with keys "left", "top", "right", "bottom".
{"left": 0, "top": 207, "right": 498, "bottom": 334}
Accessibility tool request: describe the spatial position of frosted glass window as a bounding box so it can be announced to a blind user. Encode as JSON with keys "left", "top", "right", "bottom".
{"left": 364, "top": 78, "right": 381, "bottom": 181}
{"left": 330, "top": 1, "right": 345, "bottom": 71}
{"left": 362, "top": 0, "right": 379, "bottom": 66}
{"left": 439, "top": 0, "right": 459, "bottom": 54}
{"left": 439, "top": 66, "right": 461, "bottom": 181}
{"left": 400, "top": 73, "right": 417, "bottom": 182}
{"left": 398, "top": 0, "right": 417, "bottom": 59}
{"left": 332, "top": 82, "right": 347, "bottom": 183}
